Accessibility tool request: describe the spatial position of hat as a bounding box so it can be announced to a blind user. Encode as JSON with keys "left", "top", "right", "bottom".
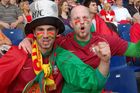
{"left": 25, "top": 0, "right": 65, "bottom": 35}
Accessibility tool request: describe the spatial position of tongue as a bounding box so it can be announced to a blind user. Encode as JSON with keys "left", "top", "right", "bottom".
{"left": 43, "top": 41, "right": 49, "bottom": 45}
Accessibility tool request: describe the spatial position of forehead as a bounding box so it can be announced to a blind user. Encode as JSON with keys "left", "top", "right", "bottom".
{"left": 35, "top": 25, "right": 56, "bottom": 30}
{"left": 71, "top": 7, "right": 90, "bottom": 18}
{"left": 90, "top": 2, "right": 97, "bottom": 6}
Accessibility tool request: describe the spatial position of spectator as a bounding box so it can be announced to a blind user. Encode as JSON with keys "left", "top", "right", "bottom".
{"left": 100, "top": 1, "right": 118, "bottom": 34}
{"left": 83, "top": 0, "right": 118, "bottom": 36}
{"left": 58, "top": 0, "right": 73, "bottom": 35}
{"left": 130, "top": 12, "right": 140, "bottom": 43}
{"left": 112, "top": 0, "right": 132, "bottom": 23}
{"left": 19, "top": 0, "right": 32, "bottom": 25}
{"left": 0, "top": 0, "right": 23, "bottom": 29}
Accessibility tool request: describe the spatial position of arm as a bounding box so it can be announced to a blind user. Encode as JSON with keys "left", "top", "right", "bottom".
{"left": 0, "top": 21, "right": 10, "bottom": 29}
{"left": 10, "top": 16, "right": 24, "bottom": 29}
{"left": 0, "top": 46, "right": 27, "bottom": 92}
{"left": 124, "top": 41, "right": 140, "bottom": 57}
{"left": 10, "top": 6, "right": 24, "bottom": 29}
{"left": 55, "top": 45, "right": 110, "bottom": 91}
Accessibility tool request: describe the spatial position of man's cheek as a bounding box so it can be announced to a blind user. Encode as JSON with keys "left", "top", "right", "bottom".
{"left": 47, "top": 32, "right": 55, "bottom": 39}
{"left": 36, "top": 32, "right": 44, "bottom": 39}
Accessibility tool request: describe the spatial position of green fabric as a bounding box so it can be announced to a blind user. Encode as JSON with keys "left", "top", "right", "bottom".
{"left": 124, "top": 41, "right": 140, "bottom": 58}
{"left": 90, "top": 23, "right": 95, "bottom": 32}
{"left": 55, "top": 47, "right": 108, "bottom": 93}
{"left": 74, "top": 34, "right": 91, "bottom": 47}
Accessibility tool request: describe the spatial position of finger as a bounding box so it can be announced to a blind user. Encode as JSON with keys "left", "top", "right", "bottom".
{"left": 27, "top": 46, "right": 32, "bottom": 54}
{"left": 98, "top": 42, "right": 109, "bottom": 49}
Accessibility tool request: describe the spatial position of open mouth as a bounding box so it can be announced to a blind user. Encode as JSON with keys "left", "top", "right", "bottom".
{"left": 81, "top": 26, "right": 85, "bottom": 30}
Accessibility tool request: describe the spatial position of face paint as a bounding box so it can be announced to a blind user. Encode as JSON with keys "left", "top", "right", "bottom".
{"left": 47, "top": 31, "right": 55, "bottom": 39}
{"left": 36, "top": 32, "right": 44, "bottom": 39}
{"left": 83, "top": 16, "right": 90, "bottom": 25}
{"left": 74, "top": 19, "right": 80, "bottom": 25}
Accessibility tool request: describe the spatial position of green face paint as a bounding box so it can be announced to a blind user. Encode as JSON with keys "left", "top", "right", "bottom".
{"left": 36, "top": 32, "right": 44, "bottom": 39}
{"left": 36, "top": 31, "right": 56, "bottom": 40}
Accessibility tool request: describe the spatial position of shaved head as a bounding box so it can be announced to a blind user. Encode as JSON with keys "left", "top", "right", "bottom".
{"left": 70, "top": 5, "right": 91, "bottom": 19}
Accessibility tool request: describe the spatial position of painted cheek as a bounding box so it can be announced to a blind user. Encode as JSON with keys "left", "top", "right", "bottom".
{"left": 74, "top": 19, "right": 80, "bottom": 25}
{"left": 36, "top": 32, "right": 44, "bottom": 39}
{"left": 47, "top": 31, "right": 55, "bottom": 39}
{"left": 84, "top": 18, "right": 90, "bottom": 24}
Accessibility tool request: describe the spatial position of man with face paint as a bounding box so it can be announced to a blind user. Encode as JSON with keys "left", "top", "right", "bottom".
{"left": 0, "top": 0, "right": 111, "bottom": 93}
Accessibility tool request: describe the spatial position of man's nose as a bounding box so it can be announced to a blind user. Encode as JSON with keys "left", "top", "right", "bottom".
{"left": 80, "top": 19, "right": 84, "bottom": 25}
{"left": 43, "top": 31, "right": 48, "bottom": 38}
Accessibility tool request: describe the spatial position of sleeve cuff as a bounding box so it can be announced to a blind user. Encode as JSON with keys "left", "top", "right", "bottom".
{"left": 95, "top": 68, "right": 109, "bottom": 89}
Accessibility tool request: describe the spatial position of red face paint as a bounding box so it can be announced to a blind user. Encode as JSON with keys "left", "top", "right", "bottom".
{"left": 83, "top": 16, "right": 90, "bottom": 23}
{"left": 47, "top": 31, "right": 55, "bottom": 39}
{"left": 74, "top": 19, "right": 80, "bottom": 25}
{"left": 36, "top": 32, "right": 44, "bottom": 39}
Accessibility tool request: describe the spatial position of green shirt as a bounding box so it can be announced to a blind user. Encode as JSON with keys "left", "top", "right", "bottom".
{"left": 55, "top": 47, "right": 108, "bottom": 93}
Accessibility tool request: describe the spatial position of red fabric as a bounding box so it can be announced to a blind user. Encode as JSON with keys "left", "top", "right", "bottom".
{"left": 130, "top": 23, "right": 140, "bottom": 43}
{"left": 0, "top": 46, "right": 28, "bottom": 93}
{"left": 118, "top": 20, "right": 130, "bottom": 24}
{"left": 56, "top": 32, "right": 128, "bottom": 68}
{"left": 25, "top": 15, "right": 32, "bottom": 23}
{"left": 26, "top": 33, "right": 34, "bottom": 38}
{"left": 94, "top": 14, "right": 118, "bottom": 37}
{"left": 100, "top": 9, "right": 115, "bottom": 22}
{"left": 0, "top": 46, "right": 63, "bottom": 93}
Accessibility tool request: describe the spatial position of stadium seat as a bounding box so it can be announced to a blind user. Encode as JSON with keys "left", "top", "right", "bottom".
{"left": 118, "top": 24, "right": 131, "bottom": 41}
{"left": 105, "top": 67, "right": 138, "bottom": 93}
{"left": 2, "top": 28, "right": 25, "bottom": 45}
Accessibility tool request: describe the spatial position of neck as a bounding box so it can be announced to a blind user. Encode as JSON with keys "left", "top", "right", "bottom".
{"left": 61, "top": 12, "right": 68, "bottom": 19}
{"left": 23, "top": 10, "right": 30, "bottom": 16}
{"left": 76, "top": 33, "right": 91, "bottom": 42}
{"left": 90, "top": 13, "right": 95, "bottom": 19}
{"left": 117, "top": 5, "right": 122, "bottom": 8}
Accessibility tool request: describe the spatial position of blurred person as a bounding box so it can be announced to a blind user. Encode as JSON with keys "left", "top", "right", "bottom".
{"left": 58, "top": 0, "right": 73, "bottom": 35}
{"left": 19, "top": 0, "right": 32, "bottom": 25}
{"left": 130, "top": 12, "right": 140, "bottom": 43}
{"left": 10, "top": 0, "right": 18, "bottom": 6}
{"left": 112, "top": 0, "right": 132, "bottom": 23}
{"left": 100, "top": 1, "right": 118, "bottom": 34}
{"left": 0, "top": 0, "right": 23, "bottom": 29}
{"left": 83, "top": 0, "right": 118, "bottom": 36}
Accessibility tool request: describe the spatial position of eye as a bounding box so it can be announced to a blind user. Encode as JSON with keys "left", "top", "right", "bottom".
{"left": 74, "top": 19, "right": 80, "bottom": 24}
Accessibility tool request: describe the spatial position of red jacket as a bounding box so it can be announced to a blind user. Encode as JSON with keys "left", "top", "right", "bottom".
{"left": 95, "top": 14, "right": 118, "bottom": 37}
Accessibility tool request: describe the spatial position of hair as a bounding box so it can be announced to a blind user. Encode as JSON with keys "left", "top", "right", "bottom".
{"left": 19, "top": 0, "right": 28, "bottom": 9}
{"left": 58, "top": 0, "right": 68, "bottom": 16}
{"left": 103, "top": 2, "right": 112, "bottom": 10}
{"left": 83, "top": 0, "right": 97, "bottom": 7}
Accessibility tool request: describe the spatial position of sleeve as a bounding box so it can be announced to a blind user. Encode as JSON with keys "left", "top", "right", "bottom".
{"left": 100, "top": 10, "right": 105, "bottom": 16}
{"left": 0, "top": 46, "right": 28, "bottom": 92}
{"left": 130, "top": 24, "right": 140, "bottom": 43}
{"left": 124, "top": 41, "right": 140, "bottom": 57}
{"left": 55, "top": 47, "right": 108, "bottom": 91}
{"left": 15, "top": 6, "right": 23, "bottom": 17}
{"left": 103, "top": 35, "right": 128, "bottom": 56}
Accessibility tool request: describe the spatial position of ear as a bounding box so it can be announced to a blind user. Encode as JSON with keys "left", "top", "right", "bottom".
{"left": 70, "top": 20, "right": 74, "bottom": 28}
{"left": 33, "top": 30, "right": 36, "bottom": 38}
{"left": 56, "top": 29, "right": 59, "bottom": 35}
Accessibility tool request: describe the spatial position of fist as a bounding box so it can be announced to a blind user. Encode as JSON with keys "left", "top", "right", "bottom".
{"left": 93, "top": 42, "right": 111, "bottom": 63}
